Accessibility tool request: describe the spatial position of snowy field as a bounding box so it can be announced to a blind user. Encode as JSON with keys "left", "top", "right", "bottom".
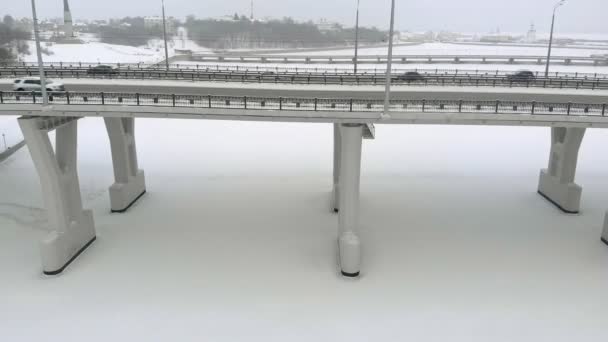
{"left": 1, "top": 41, "right": 608, "bottom": 341}
{"left": 279, "top": 42, "right": 608, "bottom": 57}
{"left": 0, "top": 120, "right": 608, "bottom": 341}
{"left": 0, "top": 117, "right": 22, "bottom": 152}
{"left": 19, "top": 31, "right": 210, "bottom": 64}
{"left": 171, "top": 60, "right": 608, "bottom": 75}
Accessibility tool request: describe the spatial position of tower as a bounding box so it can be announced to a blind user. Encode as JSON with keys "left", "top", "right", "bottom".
{"left": 526, "top": 23, "right": 537, "bottom": 43}
{"left": 63, "top": 0, "right": 74, "bottom": 37}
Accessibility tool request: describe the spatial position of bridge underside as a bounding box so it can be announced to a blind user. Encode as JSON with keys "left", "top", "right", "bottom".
{"left": 7, "top": 113, "right": 606, "bottom": 276}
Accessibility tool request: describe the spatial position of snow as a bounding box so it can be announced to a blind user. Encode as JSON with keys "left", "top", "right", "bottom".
{"left": 1, "top": 120, "right": 608, "bottom": 341}
{"left": 0, "top": 116, "right": 23, "bottom": 151}
{"left": 279, "top": 42, "right": 608, "bottom": 57}
{"left": 1, "top": 42, "right": 608, "bottom": 342}
{"left": 21, "top": 40, "right": 164, "bottom": 64}
{"left": 171, "top": 60, "right": 608, "bottom": 75}
{"left": 19, "top": 32, "right": 211, "bottom": 65}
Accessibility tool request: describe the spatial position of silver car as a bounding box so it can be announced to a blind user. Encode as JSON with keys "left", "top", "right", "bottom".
{"left": 12, "top": 77, "right": 65, "bottom": 93}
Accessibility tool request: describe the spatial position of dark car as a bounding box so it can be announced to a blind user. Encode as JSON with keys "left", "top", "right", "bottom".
{"left": 395, "top": 71, "right": 425, "bottom": 82}
{"left": 87, "top": 65, "right": 119, "bottom": 75}
{"left": 507, "top": 70, "right": 536, "bottom": 82}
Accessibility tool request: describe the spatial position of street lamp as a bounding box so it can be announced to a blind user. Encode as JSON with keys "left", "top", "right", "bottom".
{"left": 162, "top": 0, "right": 170, "bottom": 70}
{"left": 382, "top": 0, "right": 396, "bottom": 119}
{"left": 545, "top": 0, "right": 566, "bottom": 77}
{"left": 30, "top": 0, "right": 48, "bottom": 105}
{"left": 354, "top": 0, "right": 361, "bottom": 73}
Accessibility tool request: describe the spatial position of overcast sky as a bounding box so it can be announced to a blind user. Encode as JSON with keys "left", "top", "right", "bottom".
{"left": 4, "top": 0, "right": 607, "bottom": 34}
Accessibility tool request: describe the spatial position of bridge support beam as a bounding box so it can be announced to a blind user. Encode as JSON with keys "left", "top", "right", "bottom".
{"left": 332, "top": 123, "right": 341, "bottom": 213}
{"left": 18, "top": 117, "right": 96, "bottom": 275}
{"left": 337, "top": 124, "right": 363, "bottom": 277}
{"left": 104, "top": 117, "right": 146, "bottom": 213}
{"left": 538, "top": 127, "right": 586, "bottom": 214}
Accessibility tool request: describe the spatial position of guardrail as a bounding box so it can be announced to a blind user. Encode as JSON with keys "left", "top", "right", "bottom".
{"left": 1, "top": 91, "right": 606, "bottom": 118}
{"left": 190, "top": 54, "right": 608, "bottom": 66}
{"left": 3, "top": 68, "right": 608, "bottom": 90}
{"left": 2, "top": 64, "right": 608, "bottom": 80}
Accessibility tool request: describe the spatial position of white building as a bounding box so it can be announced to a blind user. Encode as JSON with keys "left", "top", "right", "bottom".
{"left": 144, "top": 16, "right": 175, "bottom": 34}
{"left": 317, "top": 19, "right": 341, "bottom": 33}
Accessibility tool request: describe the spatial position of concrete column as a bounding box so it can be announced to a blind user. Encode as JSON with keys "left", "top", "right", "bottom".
{"left": 338, "top": 124, "right": 363, "bottom": 277}
{"left": 538, "top": 127, "right": 586, "bottom": 214}
{"left": 601, "top": 212, "right": 608, "bottom": 246}
{"left": 18, "top": 117, "right": 96, "bottom": 275}
{"left": 332, "top": 123, "right": 341, "bottom": 213}
{"left": 104, "top": 117, "right": 146, "bottom": 213}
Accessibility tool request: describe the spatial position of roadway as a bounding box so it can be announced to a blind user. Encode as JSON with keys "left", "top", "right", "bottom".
{"left": 3, "top": 66, "right": 607, "bottom": 91}
{"left": 2, "top": 79, "right": 607, "bottom": 104}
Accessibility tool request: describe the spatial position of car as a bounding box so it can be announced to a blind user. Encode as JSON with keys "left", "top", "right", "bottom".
{"left": 507, "top": 70, "right": 536, "bottom": 82}
{"left": 395, "top": 71, "right": 425, "bottom": 82}
{"left": 87, "top": 65, "right": 119, "bottom": 75}
{"left": 12, "top": 77, "right": 65, "bottom": 93}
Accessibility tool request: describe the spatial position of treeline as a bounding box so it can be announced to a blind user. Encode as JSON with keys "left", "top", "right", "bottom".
{"left": 0, "top": 15, "right": 30, "bottom": 62}
{"left": 97, "top": 17, "right": 167, "bottom": 46}
{"left": 185, "top": 16, "right": 387, "bottom": 50}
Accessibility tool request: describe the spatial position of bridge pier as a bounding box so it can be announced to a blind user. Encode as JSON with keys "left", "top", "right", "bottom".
{"left": 18, "top": 116, "right": 96, "bottom": 275}
{"left": 601, "top": 213, "right": 608, "bottom": 246}
{"left": 104, "top": 118, "right": 146, "bottom": 213}
{"left": 337, "top": 124, "right": 363, "bottom": 277}
{"left": 332, "top": 123, "right": 341, "bottom": 212}
{"left": 538, "top": 127, "right": 586, "bottom": 214}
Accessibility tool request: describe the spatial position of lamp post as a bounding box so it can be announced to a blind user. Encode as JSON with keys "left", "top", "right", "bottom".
{"left": 354, "top": 0, "right": 361, "bottom": 73}
{"left": 30, "top": 0, "right": 48, "bottom": 105}
{"left": 162, "top": 0, "right": 170, "bottom": 70}
{"left": 382, "top": 0, "right": 396, "bottom": 119}
{"left": 545, "top": 0, "right": 566, "bottom": 77}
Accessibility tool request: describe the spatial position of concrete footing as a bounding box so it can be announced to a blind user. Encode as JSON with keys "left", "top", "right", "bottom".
{"left": 19, "top": 117, "right": 96, "bottom": 275}
{"left": 104, "top": 118, "right": 146, "bottom": 213}
{"left": 601, "top": 212, "right": 608, "bottom": 246}
{"left": 538, "top": 127, "right": 585, "bottom": 214}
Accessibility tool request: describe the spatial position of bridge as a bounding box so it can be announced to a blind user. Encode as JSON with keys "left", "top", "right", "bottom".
{"left": 189, "top": 53, "right": 608, "bottom": 66}
{"left": 2, "top": 73, "right": 608, "bottom": 277}
{"left": 2, "top": 65, "right": 608, "bottom": 90}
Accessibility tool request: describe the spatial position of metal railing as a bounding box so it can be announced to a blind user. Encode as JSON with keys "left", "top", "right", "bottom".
{"left": 2, "top": 62, "right": 608, "bottom": 79}
{"left": 3, "top": 68, "right": 608, "bottom": 90}
{"left": 1, "top": 91, "right": 606, "bottom": 118}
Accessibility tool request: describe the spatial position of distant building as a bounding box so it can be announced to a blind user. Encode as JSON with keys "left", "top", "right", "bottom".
{"left": 210, "top": 15, "right": 239, "bottom": 22}
{"left": 480, "top": 34, "right": 515, "bottom": 43}
{"left": 144, "top": 16, "right": 175, "bottom": 34}
{"left": 525, "top": 23, "right": 537, "bottom": 43}
{"left": 401, "top": 31, "right": 435, "bottom": 43}
{"left": 316, "top": 19, "right": 341, "bottom": 33}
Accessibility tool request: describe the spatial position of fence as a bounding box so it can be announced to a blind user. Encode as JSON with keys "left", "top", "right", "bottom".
{"left": 1, "top": 91, "right": 606, "bottom": 117}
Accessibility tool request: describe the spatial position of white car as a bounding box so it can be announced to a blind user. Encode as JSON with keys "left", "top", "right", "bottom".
{"left": 12, "top": 77, "right": 65, "bottom": 93}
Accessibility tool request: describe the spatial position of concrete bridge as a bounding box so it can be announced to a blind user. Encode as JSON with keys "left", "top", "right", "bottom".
{"left": 2, "top": 80, "right": 608, "bottom": 277}
{"left": 2, "top": 66, "right": 608, "bottom": 89}
{"left": 190, "top": 54, "right": 608, "bottom": 66}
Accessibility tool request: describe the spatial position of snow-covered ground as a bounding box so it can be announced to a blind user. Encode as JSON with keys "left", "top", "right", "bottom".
{"left": 171, "top": 60, "right": 608, "bottom": 75}
{"left": 19, "top": 30, "right": 210, "bottom": 64}
{"left": 279, "top": 42, "right": 608, "bottom": 57}
{"left": 0, "top": 120, "right": 608, "bottom": 341}
{"left": 0, "top": 117, "right": 23, "bottom": 152}
{"left": 2, "top": 41, "right": 608, "bottom": 341}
